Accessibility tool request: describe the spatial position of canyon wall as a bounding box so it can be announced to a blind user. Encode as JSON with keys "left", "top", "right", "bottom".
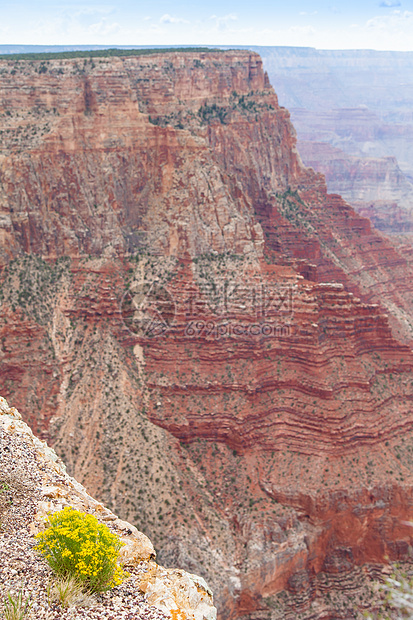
{"left": 297, "top": 141, "right": 413, "bottom": 232}
{"left": 1, "top": 50, "right": 413, "bottom": 618}
{"left": 249, "top": 46, "right": 413, "bottom": 233}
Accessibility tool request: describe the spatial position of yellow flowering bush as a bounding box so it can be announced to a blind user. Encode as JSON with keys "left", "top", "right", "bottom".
{"left": 35, "top": 507, "right": 128, "bottom": 593}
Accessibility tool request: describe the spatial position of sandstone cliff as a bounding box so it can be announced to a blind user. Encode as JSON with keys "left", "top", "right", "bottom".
{"left": 1, "top": 50, "right": 413, "bottom": 619}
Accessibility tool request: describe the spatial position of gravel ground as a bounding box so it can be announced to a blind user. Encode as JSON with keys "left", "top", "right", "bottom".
{"left": 0, "top": 425, "right": 170, "bottom": 620}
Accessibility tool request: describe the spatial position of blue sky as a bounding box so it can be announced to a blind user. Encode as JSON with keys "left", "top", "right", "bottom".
{"left": 1, "top": 0, "right": 413, "bottom": 50}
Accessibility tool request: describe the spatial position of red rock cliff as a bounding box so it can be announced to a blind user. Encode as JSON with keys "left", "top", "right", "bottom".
{"left": 1, "top": 50, "right": 413, "bottom": 619}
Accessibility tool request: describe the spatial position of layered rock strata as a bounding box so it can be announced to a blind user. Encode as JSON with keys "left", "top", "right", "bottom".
{"left": 297, "top": 141, "right": 413, "bottom": 232}
{"left": 0, "top": 50, "right": 413, "bottom": 618}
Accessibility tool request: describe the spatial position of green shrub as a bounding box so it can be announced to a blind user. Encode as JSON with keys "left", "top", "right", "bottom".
{"left": 35, "top": 507, "right": 128, "bottom": 593}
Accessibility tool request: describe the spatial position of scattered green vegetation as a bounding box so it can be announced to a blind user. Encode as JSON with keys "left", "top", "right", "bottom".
{"left": 198, "top": 102, "right": 229, "bottom": 124}
{"left": 2, "top": 589, "right": 31, "bottom": 620}
{"left": 0, "top": 254, "right": 70, "bottom": 325}
{"left": 196, "top": 91, "right": 275, "bottom": 126}
{"left": 0, "top": 47, "right": 222, "bottom": 61}
{"left": 277, "top": 188, "right": 315, "bottom": 234}
{"left": 146, "top": 89, "right": 275, "bottom": 129}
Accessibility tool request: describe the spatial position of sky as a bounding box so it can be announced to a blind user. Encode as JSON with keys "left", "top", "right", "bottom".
{"left": 1, "top": 0, "right": 413, "bottom": 51}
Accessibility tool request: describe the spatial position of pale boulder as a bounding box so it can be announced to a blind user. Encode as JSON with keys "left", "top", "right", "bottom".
{"left": 144, "top": 564, "right": 217, "bottom": 620}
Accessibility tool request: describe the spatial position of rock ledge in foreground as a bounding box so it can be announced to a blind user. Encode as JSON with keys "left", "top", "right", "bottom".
{"left": 0, "top": 395, "right": 216, "bottom": 620}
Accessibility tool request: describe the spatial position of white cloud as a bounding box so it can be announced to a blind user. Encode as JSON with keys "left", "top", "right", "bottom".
{"left": 149, "top": 24, "right": 164, "bottom": 34}
{"left": 2, "top": 0, "right": 413, "bottom": 50}
{"left": 287, "top": 25, "right": 316, "bottom": 36}
{"left": 160, "top": 14, "right": 189, "bottom": 25}
{"left": 258, "top": 24, "right": 316, "bottom": 41}
{"left": 21, "top": 7, "right": 125, "bottom": 45}
{"left": 315, "top": 9, "right": 413, "bottom": 50}
{"left": 254, "top": 8, "right": 413, "bottom": 50}
{"left": 366, "top": 9, "right": 413, "bottom": 33}
{"left": 380, "top": 0, "right": 401, "bottom": 6}
{"left": 209, "top": 14, "right": 238, "bottom": 31}
{"left": 88, "top": 18, "right": 121, "bottom": 37}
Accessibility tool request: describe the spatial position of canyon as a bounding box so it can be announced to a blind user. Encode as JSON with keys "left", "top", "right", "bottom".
{"left": 1, "top": 49, "right": 413, "bottom": 618}
{"left": 251, "top": 46, "right": 413, "bottom": 233}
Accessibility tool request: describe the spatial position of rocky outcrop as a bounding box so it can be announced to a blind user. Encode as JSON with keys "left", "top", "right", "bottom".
{"left": 1, "top": 50, "right": 413, "bottom": 618}
{"left": 0, "top": 51, "right": 268, "bottom": 264}
{"left": 0, "top": 395, "right": 217, "bottom": 620}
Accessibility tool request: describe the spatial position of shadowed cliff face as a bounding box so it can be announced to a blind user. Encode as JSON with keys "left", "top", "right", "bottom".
{"left": 1, "top": 50, "right": 413, "bottom": 619}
